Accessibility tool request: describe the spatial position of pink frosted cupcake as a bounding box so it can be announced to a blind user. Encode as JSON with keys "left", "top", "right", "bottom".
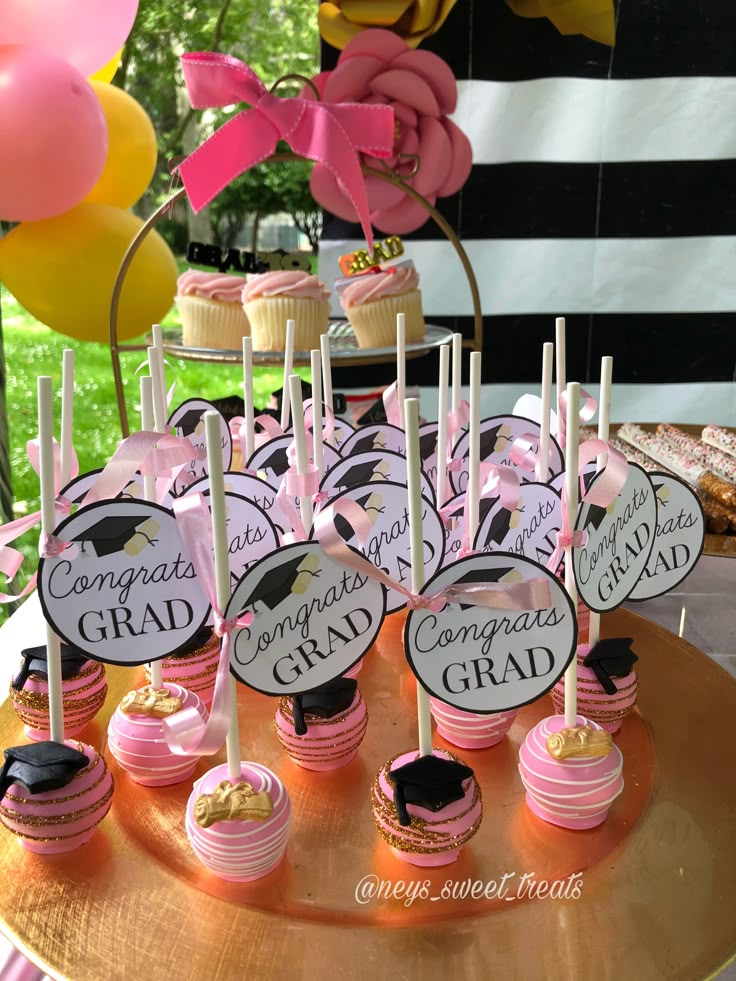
{"left": 0, "top": 739, "right": 113, "bottom": 854}
{"left": 243, "top": 271, "right": 330, "bottom": 351}
{"left": 275, "top": 678, "right": 368, "bottom": 771}
{"left": 518, "top": 715, "right": 624, "bottom": 830}
{"left": 144, "top": 628, "right": 220, "bottom": 705}
{"left": 550, "top": 641, "right": 638, "bottom": 734}
{"left": 186, "top": 761, "right": 291, "bottom": 882}
{"left": 10, "top": 643, "right": 107, "bottom": 741}
{"left": 107, "top": 684, "right": 207, "bottom": 787}
{"left": 340, "top": 265, "right": 424, "bottom": 348}
{"left": 177, "top": 269, "right": 250, "bottom": 350}
{"left": 429, "top": 698, "right": 518, "bottom": 749}
{"left": 372, "top": 749, "right": 482, "bottom": 866}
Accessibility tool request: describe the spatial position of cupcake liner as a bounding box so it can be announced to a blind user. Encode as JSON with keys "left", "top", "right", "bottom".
{"left": 177, "top": 295, "right": 250, "bottom": 350}
{"left": 345, "top": 289, "right": 424, "bottom": 349}
{"left": 244, "top": 296, "right": 329, "bottom": 351}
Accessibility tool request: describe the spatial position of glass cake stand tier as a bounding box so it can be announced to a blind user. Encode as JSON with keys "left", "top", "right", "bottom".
{"left": 0, "top": 608, "right": 734, "bottom": 981}
{"left": 160, "top": 322, "right": 452, "bottom": 367}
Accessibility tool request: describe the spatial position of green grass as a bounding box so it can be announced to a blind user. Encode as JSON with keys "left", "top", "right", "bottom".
{"left": 0, "top": 279, "right": 309, "bottom": 616}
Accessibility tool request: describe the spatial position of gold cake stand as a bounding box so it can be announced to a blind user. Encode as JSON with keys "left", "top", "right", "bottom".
{"left": 0, "top": 608, "right": 734, "bottom": 981}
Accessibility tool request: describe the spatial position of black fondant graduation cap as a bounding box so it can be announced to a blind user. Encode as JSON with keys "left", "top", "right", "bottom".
{"left": 389, "top": 754, "right": 474, "bottom": 826}
{"left": 175, "top": 408, "right": 206, "bottom": 437}
{"left": 13, "top": 644, "right": 88, "bottom": 691}
{"left": 339, "top": 458, "right": 390, "bottom": 488}
{"left": 0, "top": 741, "right": 89, "bottom": 802}
{"left": 242, "top": 553, "right": 320, "bottom": 612}
{"left": 291, "top": 677, "right": 358, "bottom": 735}
{"left": 259, "top": 445, "right": 290, "bottom": 477}
{"left": 455, "top": 565, "right": 518, "bottom": 609}
{"left": 419, "top": 430, "right": 437, "bottom": 460}
{"left": 72, "top": 514, "right": 157, "bottom": 557}
{"left": 583, "top": 638, "right": 638, "bottom": 695}
{"left": 169, "top": 626, "right": 214, "bottom": 659}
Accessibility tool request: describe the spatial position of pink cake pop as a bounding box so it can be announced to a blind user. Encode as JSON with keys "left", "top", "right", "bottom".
{"left": 518, "top": 715, "right": 624, "bottom": 830}
{"left": 550, "top": 641, "right": 638, "bottom": 734}
{"left": 274, "top": 678, "right": 368, "bottom": 771}
{"left": 107, "top": 684, "right": 207, "bottom": 786}
{"left": 10, "top": 643, "right": 107, "bottom": 741}
{"left": 144, "top": 628, "right": 219, "bottom": 705}
{"left": 429, "top": 698, "right": 518, "bottom": 749}
{"left": 372, "top": 748, "right": 483, "bottom": 867}
{"left": 186, "top": 761, "right": 291, "bottom": 882}
{"left": 0, "top": 740, "right": 113, "bottom": 854}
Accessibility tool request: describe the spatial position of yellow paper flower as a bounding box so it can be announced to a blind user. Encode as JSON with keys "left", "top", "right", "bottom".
{"left": 506, "top": 0, "right": 615, "bottom": 46}
{"left": 319, "top": 0, "right": 458, "bottom": 50}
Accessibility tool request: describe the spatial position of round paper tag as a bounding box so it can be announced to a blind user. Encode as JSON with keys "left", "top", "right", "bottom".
{"left": 439, "top": 493, "right": 464, "bottom": 567}
{"left": 628, "top": 472, "right": 705, "bottom": 601}
{"left": 60, "top": 470, "right": 175, "bottom": 511}
{"left": 418, "top": 422, "right": 439, "bottom": 489}
{"left": 207, "top": 491, "right": 279, "bottom": 585}
{"left": 227, "top": 541, "right": 386, "bottom": 695}
{"left": 449, "top": 415, "right": 564, "bottom": 494}
{"left": 289, "top": 415, "right": 355, "bottom": 452}
{"left": 474, "top": 483, "right": 562, "bottom": 567}
{"left": 168, "top": 398, "right": 232, "bottom": 496}
{"left": 321, "top": 482, "right": 446, "bottom": 614}
{"left": 404, "top": 553, "right": 576, "bottom": 713}
{"left": 321, "top": 449, "right": 435, "bottom": 502}
{"left": 573, "top": 462, "right": 658, "bottom": 612}
{"left": 247, "top": 435, "right": 340, "bottom": 489}
{"left": 184, "top": 472, "right": 290, "bottom": 539}
{"left": 339, "top": 423, "right": 406, "bottom": 458}
{"left": 38, "top": 500, "right": 210, "bottom": 665}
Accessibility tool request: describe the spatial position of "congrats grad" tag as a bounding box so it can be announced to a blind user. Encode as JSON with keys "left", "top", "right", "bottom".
{"left": 168, "top": 398, "right": 232, "bottom": 496}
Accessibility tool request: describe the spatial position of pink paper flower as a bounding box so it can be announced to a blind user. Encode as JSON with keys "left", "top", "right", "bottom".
{"left": 305, "top": 29, "right": 472, "bottom": 235}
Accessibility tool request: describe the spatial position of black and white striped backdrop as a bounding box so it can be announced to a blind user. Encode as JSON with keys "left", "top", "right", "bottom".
{"left": 319, "top": 0, "right": 736, "bottom": 387}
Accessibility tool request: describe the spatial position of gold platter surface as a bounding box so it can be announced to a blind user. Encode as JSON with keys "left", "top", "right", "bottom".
{"left": 0, "top": 608, "right": 734, "bottom": 981}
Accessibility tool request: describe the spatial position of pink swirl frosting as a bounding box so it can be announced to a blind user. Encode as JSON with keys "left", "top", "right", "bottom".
{"left": 243, "top": 271, "right": 330, "bottom": 302}
{"left": 340, "top": 266, "right": 419, "bottom": 309}
{"left": 177, "top": 270, "right": 246, "bottom": 304}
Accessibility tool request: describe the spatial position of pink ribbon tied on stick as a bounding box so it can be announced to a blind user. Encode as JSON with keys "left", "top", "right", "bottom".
{"left": 440, "top": 461, "right": 522, "bottom": 559}
{"left": 177, "top": 52, "right": 396, "bottom": 252}
{"left": 315, "top": 498, "right": 552, "bottom": 613}
{"left": 164, "top": 494, "right": 253, "bottom": 756}
{"left": 557, "top": 387, "right": 597, "bottom": 449}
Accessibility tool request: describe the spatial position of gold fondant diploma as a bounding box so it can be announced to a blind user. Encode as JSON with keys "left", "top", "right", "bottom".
{"left": 194, "top": 780, "right": 274, "bottom": 828}
{"left": 546, "top": 725, "right": 613, "bottom": 760}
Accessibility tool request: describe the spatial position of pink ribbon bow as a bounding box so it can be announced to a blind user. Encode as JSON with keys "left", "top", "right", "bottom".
{"left": 231, "top": 413, "right": 284, "bottom": 468}
{"left": 163, "top": 494, "right": 253, "bottom": 756}
{"left": 0, "top": 439, "right": 78, "bottom": 604}
{"left": 440, "top": 461, "right": 521, "bottom": 559}
{"left": 314, "top": 498, "right": 552, "bottom": 613}
{"left": 177, "top": 52, "right": 396, "bottom": 252}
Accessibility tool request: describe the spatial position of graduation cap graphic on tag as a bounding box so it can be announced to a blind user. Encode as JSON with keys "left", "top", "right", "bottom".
{"left": 652, "top": 480, "right": 670, "bottom": 508}
{"left": 454, "top": 565, "right": 522, "bottom": 609}
{"left": 13, "top": 644, "right": 89, "bottom": 691}
{"left": 241, "top": 553, "right": 320, "bottom": 613}
{"left": 585, "top": 500, "right": 616, "bottom": 533}
{"left": 72, "top": 514, "right": 160, "bottom": 558}
{"left": 335, "top": 493, "right": 384, "bottom": 542}
{"left": 175, "top": 409, "right": 206, "bottom": 438}
{"left": 583, "top": 638, "right": 638, "bottom": 695}
{"left": 419, "top": 430, "right": 437, "bottom": 460}
{"left": 350, "top": 429, "right": 388, "bottom": 455}
{"left": 389, "top": 754, "right": 474, "bottom": 826}
{"left": 479, "top": 424, "right": 512, "bottom": 459}
{"left": 290, "top": 677, "right": 357, "bottom": 735}
{"left": 339, "top": 458, "right": 391, "bottom": 488}
{"left": 259, "top": 445, "right": 291, "bottom": 478}
{"left": 0, "top": 741, "right": 90, "bottom": 803}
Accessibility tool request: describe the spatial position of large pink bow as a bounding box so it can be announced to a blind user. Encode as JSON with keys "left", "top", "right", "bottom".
{"left": 177, "top": 52, "right": 396, "bottom": 252}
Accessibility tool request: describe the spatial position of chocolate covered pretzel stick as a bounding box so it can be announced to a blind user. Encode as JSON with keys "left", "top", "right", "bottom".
{"left": 702, "top": 425, "right": 736, "bottom": 461}
{"left": 657, "top": 424, "right": 736, "bottom": 484}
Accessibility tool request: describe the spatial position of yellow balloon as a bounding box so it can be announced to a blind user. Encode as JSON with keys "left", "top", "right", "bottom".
{"left": 0, "top": 203, "right": 177, "bottom": 343}
{"left": 84, "top": 81, "right": 158, "bottom": 209}
{"left": 89, "top": 47, "right": 123, "bottom": 84}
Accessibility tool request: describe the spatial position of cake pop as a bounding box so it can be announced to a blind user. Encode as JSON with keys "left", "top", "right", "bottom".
{"left": 274, "top": 677, "right": 368, "bottom": 770}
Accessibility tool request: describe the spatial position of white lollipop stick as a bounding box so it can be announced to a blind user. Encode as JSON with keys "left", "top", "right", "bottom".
{"left": 60, "top": 349, "right": 75, "bottom": 488}
{"left": 555, "top": 317, "right": 566, "bottom": 445}
{"left": 405, "top": 397, "right": 432, "bottom": 757}
{"left": 151, "top": 324, "right": 167, "bottom": 409}
{"left": 38, "top": 377, "right": 64, "bottom": 743}
{"left": 563, "top": 382, "right": 580, "bottom": 727}
{"left": 467, "top": 352, "right": 482, "bottom": 540}
{"left": 679, "top": 605, "right": 687, "bottom": 639}
{"left": 435, "top": 344, "right": 450, "bottom": 504}
{"left": 205, "top": 410, "right": 241, "bottom": 781}
{"left": 242, "top": 337, "right": 255, "bottom": 462}
{"left": 147, "top": 345, "right": 167, "bottom": 434}
{"left": 310, "top": 349, "right": 324, "bottom": 478}
{"left": 140, "top": 376, "right": 163, "bottom": 689}
{"left": 396, "top": 313, "right": 406, "bottom": 431}
{"left": 288, "top": 375, "right": 313, "bottom": 535}
{"left": 320, "top": 334, "right": 336, "bottom": 448}
{"left": 451, "top": 332, "right": 462, "bottom": 432}
{"left": 537, "top": 342, "right": 553, "bottom": 482}
{"left": 280, "top": 319, "right": 296, "bottom": 431}
{"left": 588, "top": 356, "right": 612, "bottom": 649}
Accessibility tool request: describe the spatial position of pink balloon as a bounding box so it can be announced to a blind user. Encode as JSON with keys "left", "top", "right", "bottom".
{"left": 0, "top": 0, "right": 138, "bottom": 77}
{"left": 0, "top": 45, "right": 108, "bottom": 222}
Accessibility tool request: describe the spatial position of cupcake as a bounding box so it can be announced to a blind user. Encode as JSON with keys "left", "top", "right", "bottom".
{"left": 550, "top": 641, "right": 638, "bottom": 734}
{"left": 274, "top": 678, "right": 368, "bottom": 771}
{"left": 176, "top": 269, "right": 250, "bottom": 350}
{"left": 340, "top": 265, "right": 424, "bottom": 348}
{"left": 243, "top": 271, "right": 330, "bottom": 351}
